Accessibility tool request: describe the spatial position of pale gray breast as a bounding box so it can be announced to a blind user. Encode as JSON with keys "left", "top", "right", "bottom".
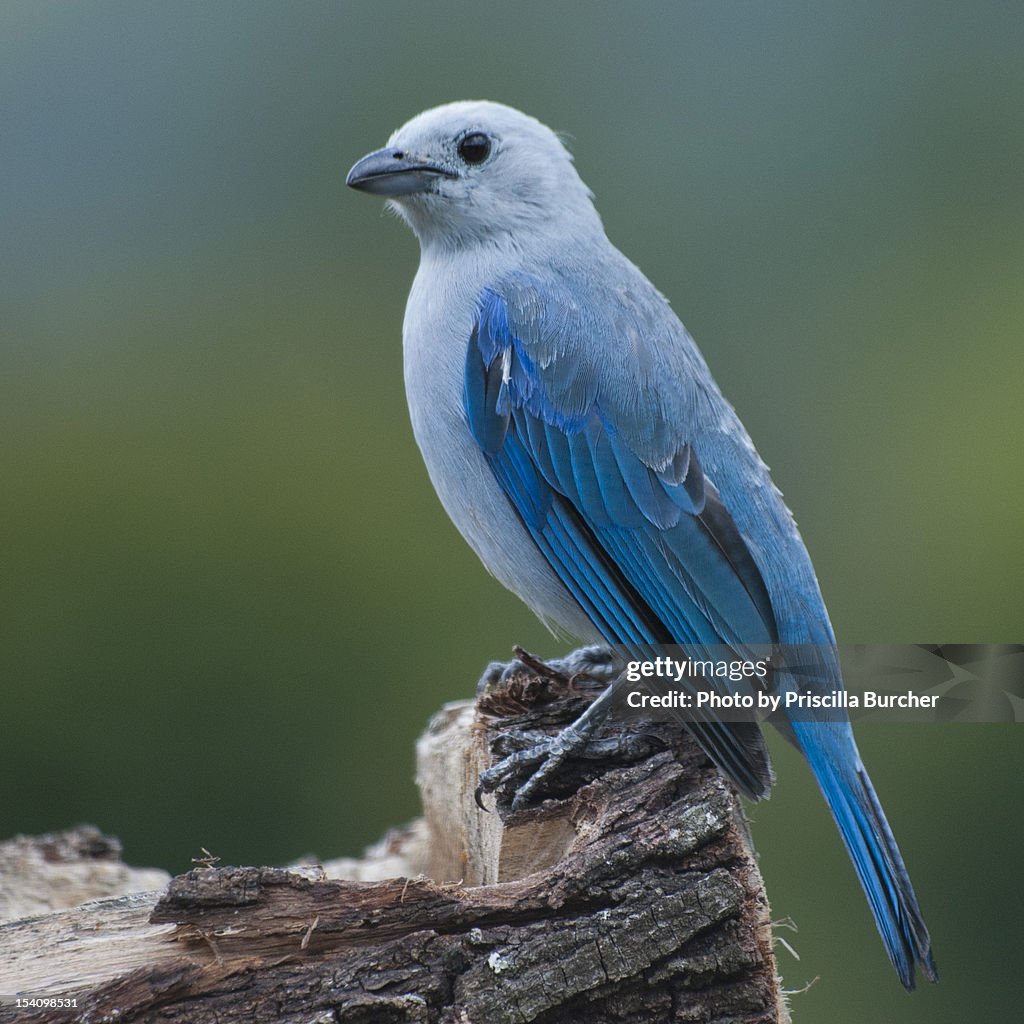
{"left": 401, "top": 256, "right": 597, "bottom": 642}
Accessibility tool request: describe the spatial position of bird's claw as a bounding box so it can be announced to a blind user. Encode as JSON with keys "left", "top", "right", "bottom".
{"left": 488, "top": 728, "right": 558, "bottom": 758}
{"left": 476, "top": 645, "right": 619, "bottom": 695}
{"left": 477, "top": 726, "right": 588, "bottom": 810}
{"left": 476, "top": 723, "right": 663, "bottom": 811}
{"left": 475, "top": 645, "right": 643, "bottom": 810}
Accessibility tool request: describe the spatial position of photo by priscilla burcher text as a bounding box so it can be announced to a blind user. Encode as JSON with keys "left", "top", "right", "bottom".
{"left": 610, "top": 646, "right": 1016, "bottom": 723}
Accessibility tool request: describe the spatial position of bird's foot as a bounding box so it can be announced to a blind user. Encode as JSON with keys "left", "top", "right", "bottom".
{"left": 475, "top": 645, "right": 660, "bottom": 810}
{"left": 476, "top": 720, "right": 589, "bottom": 810}
{"left": 476, "top": 719, "right": 662, "bottom": 811}
{"left": 476, "top": 644, "right": 619, "bottom": 695}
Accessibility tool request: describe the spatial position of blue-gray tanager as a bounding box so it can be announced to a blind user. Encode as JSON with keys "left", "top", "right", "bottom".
{"left": 347, "top": 101, "right": 936, "bottom": 989}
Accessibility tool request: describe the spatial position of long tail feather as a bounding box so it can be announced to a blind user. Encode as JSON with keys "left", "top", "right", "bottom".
{"left": 791, "top": 720, "right": 938, "bottom": 989}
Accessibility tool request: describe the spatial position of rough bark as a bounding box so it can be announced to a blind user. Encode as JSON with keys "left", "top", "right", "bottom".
{"left": 0, "top": 666, "right": 786, "bottom": 1023}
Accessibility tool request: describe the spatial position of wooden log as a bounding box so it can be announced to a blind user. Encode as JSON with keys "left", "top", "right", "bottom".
{"left": 0, "top": 666, "right": 786, "bottom": 1023}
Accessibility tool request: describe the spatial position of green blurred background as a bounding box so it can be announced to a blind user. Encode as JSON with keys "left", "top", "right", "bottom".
{"left": 2, "top": 1, "right": 1021, "bottom": 1018}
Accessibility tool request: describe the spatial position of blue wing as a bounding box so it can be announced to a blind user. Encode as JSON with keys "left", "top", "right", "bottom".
{"left": 463, "top": 278, "right": 937, "bottom": 987}
{"left": 464, "top": 283, "right": 778, "bottom": 798}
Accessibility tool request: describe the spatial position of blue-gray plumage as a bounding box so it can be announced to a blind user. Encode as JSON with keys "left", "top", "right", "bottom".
{"left": 347, "top": 101, "right": 936, "bottom": 989}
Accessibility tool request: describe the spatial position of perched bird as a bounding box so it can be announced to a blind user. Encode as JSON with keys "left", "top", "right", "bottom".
{"left": 347, "top": 101, "right": 936, "bottom": 989}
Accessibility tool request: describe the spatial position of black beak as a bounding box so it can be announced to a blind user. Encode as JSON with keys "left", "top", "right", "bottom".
{"left": 346, "top": 147, "right": 456, "bottom": 196}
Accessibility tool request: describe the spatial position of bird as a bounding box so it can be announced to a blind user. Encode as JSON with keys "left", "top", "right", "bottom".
{"left": 347, "top": 100, "right": 937, "bottom": 989}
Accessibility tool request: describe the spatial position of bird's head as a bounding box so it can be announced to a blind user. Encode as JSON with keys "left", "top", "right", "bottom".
{"left": 347, "top": 101, "right": 602, "bottom": 251}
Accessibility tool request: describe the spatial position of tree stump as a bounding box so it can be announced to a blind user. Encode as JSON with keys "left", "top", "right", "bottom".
{"left": 0, "top": 664, "right": 786, "bottom": 1023}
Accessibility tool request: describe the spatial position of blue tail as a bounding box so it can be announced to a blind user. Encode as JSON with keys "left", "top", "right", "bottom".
{"left": 789, "top": 719, "right": 938, "bottom": 989}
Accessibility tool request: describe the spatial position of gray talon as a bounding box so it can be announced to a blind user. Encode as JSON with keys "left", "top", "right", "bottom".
{"left": 476, "top": 657, "right": 529, "bottom": 694}
{"left": 549, "top": 645, "right": 620, "bottom": 688}
{"left": 478, "top": 645, "right": 620, "bottom": 696}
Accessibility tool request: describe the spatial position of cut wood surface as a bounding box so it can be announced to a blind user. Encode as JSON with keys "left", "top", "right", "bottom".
{"left": 0, "top": 665, "right": 786, "bottom": 1023}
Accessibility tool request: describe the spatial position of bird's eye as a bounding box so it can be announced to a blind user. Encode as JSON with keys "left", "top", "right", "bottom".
{"left": 458, "top": 132, "right": 491, "bottom": 165}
